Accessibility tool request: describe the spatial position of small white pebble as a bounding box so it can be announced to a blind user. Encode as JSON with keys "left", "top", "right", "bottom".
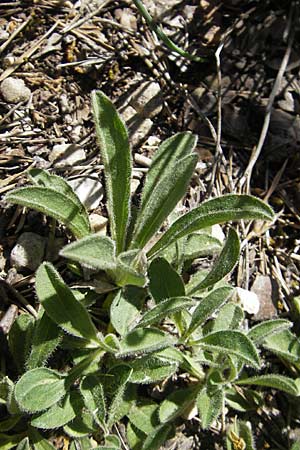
{"left": 0, "top": 77, "right": 31, "bottom": 103}
{"left": 236, "top": 287, "right": 260, "bottom": 315}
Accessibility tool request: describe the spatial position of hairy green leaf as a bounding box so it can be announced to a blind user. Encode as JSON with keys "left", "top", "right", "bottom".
{"left": 127, "top": 399, "right": 159, "bottom": 434}
{"left": 5, "top": 187, "right": 90, "bottom": 239}
{"left": 141, "top": 425, "right": 172, "bottom": 450}
{"left": 148, "top": 194, "right": 274, "bottom": 257}
{"left": 148, "top": 257, "right": 185, "bottom": 303}
{"left": 107, "top": 365, "right": 132, "bottom": 428}
{"left": 63, "top": 409, "right": 95, "bottom": 438}
{"left": 8, "top": 313, "right": 34, "bottom": 373}
{"left": 159, "top": 386, "right": 198, "bottom": 423}
{"left": 26, "top": 310, "right": 62, "bottom": 370}
{"left": 140, "top": 132, "right": 197, "bottom": 211}
{"left": 129, "top": 355, "right": 178, "bottom": 384}
{"left": 15, "top": 368, "right": 66, "bottom": 413}
{"left": 36, "top": 262, "right": 99, "bottom": 344}
{"left": 110, "top": 287, "right": 144, "bottom": 336}
{"left": 132, "top": 154, "right": 198, "bottom": 249}
{"left": 156, "top": 347, "right": 204, "bottom": 380}
{"left": 197, "top": 386, "right": 224, "bottom": 429}
{"left": 248, "top": 319, "right": 292, "bottom": 344}
{"left": 31, "top": 391, "right": 80, "bottom": 429}
{"left": 212, "top": 303, "right": 244, "bottom": 332}
{"left": 60, "top": 235, "right": 116, "bottom": 271}
{"left": 16, "top": 437, "right": 31, "bottom": 450}
{"left": 113, "top": 250, "right": 147, "bottom": 287}
{"left": 263, "top": 329, "right": 300, "bottom": 363}
{"left": 236, "top": 374, "right": 299, "bottom": 396}
{"left": 80, "top": 374, "right": 106, "bottom": 427}
{"left": 28, "top": 427, "right": 56, "bottom": 450}
{"left": 196, "top": 330, "right": 261, "bottom": 369}
{"left": 188, "top": 229, "right": 240, "bottom": 294}
{"left": 92, "top": 90, "right": 131, "bottom": 254}
{"left": 161, "top": 232, "right": 222, "bottom": 264}
{"left": 118, "top": 328, "right": 175, "bottom": 357}
{"left": 186, "top": 287, "right": 233, "bottom": 337}
{"left": 127, "top": 422, "right": 145, "bottom": 450}
{"left": 28, "top": 168, "right": 89, "bottom": 223}
{"left": 137, "top": 296, "right": 194, "bottom": 328}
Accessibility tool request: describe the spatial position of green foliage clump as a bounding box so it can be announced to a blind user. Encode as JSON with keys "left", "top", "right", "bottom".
{"left": 2, "top": 91, "right": 300, "bottom": 450}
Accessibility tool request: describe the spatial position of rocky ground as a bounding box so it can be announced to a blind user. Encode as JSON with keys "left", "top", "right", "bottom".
{"left": 1, "top": 0, "right": 300, "bottom": 449}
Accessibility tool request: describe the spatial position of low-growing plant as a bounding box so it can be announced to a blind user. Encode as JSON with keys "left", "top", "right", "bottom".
{"left": 2, "top": 91, "right": 300, "bottom": 450}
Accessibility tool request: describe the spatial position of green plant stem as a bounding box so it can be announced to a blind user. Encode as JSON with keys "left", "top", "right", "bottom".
{"left": 132, "top": 0, "right": 205, "bottom": 63}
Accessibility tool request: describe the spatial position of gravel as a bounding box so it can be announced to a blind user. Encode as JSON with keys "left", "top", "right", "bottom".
{"left": 0, "top": 77, "right": 31, "bottom": 103}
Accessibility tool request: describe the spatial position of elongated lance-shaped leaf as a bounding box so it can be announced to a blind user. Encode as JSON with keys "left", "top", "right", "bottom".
{"left": 140, "top": 132, "right": 197, "bottom": 212}
{"left": 110, "top": 286, "right": 144, "bottom": 336}
{"left": 147, "top": 194, "right": 274, "bottom": 258}
{"left": 92, "top": 91, "right": 131, "bottom": 254}
{"left": 212, "top": 303, "right": 244, "bottom": 332}
{"left": 60, "top": 235, "right": 117, "bottom": 271}
{"left": 8, "top": 313, "right": 34, "bottom": 373}
{"left": 186, "top": 287, "right": 233, "bottom": 338}
{"left": 15, "top": 367, "right": 66, "bottom": 413}
{"left": 36, "top": 262, "right": 99, "bottom": 344}
{"left": 127, "top": 399, "right": 159, "bottom": 434}
{"left": 118, "top": 327, "right": 176, "bottom": 357}
{"left": 80, "top": 375, "right": 106, "bottom": 428}
{"left": 28, "top": 168, "right": 89, "bottom": 220}
{"left": 197, "top": 386, "right": 224, "bottom": 430}
{"left": 31, "top": 391, "right": 81, "bottom": 429}
{"left": 136, "top": 296, "right": 194, "bottom": 328}
{"left": 236, "top": 374, "right": 300, "bottom": 396}
{"left": 247, "top": 319, "right": 292, "bottom": 344}
{"left": 195, "top": 330, "right": 261, "bottom": 369}
{"left": 129, "top": 355, "right": 178, "bottom": 384}
{"left": 107, "top": 365, "right": 132, "bottom": 428}
{"left": 26, "top": 310, "right": 62, "bottom": 370}
{"left": 131, "top": 153, "right": 198, "bottom": 249}
{"left": 262, "top": 329, "right": 300, "bottom": 363}
{"left": 189, "top": 229, "right": 240, "bottom": 294}
{"left": 5, "top": 187, "right": 91, "bottom": 239}
{"left": 148, "top": 257, "right": 185, "bottom": 303}
{"left": 16, "top": 437, "right": 30, "bottom": 450}
{"left": 142, "top": 424, "right": 173, "bottom": 450}
{"left": 159, "top": 385, "right": 199, "bottom": 423}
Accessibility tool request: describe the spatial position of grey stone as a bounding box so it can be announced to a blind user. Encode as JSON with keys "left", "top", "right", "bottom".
{"left": 10, "top": 232, "right": 45, "bottom": 271}
{"left": 129, "top": 81, "right": 163, "bottom": 118}
{"left": 49, "top": 142, "right": 86, "bottom": 167}
{"left": 68, "top": 177, "right": 103, "bottom": 210}
{"left": 120, "top": 105, "right": 153, "bottom": 146}
{"left": 0, "top": 77, "right": 31, "bottom": 103}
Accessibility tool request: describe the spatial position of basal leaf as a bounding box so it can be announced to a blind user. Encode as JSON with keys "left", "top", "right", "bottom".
{"left": 148, "top": 257, "right": 185, "bottom": 303}
{"left": 196, "top": 330, "right": 261, "bottom": 369}
{"left": 36, "top": 262, "right": 99, "bottom": 344}
{"left": 188, "top": 229, "right": 240, "bottom": 294}
{"left": 110, "top": 287, "right": 144, "bottom": 336}
{"left": 142, "top": 424, "right": 173, "bottom": 450}
{"left": 212, "top": 303, "right": 244, "bottom": 332}
{"left": 148, "top": 194, "right": 274, "bottom": 258}
{"left": 136, "top": 296, "right": 194, "bottom": 328}
{"left": 248, "top": 319, "right": 292, "bottom": 344}
{"left": 28, "top": 168, "right": 89, "bottom": 223}
{"left": 131, "top": 153, "right": 198, "bottom": 249}
{"left": 127, "top": 399, "right": 159, "bottom": 434}
{"left": 28, "top": 427, "right": 56, "bottom": 450}
{"left": 129, "top": 355, "right": 178, "bottom": 384}
{"left": 263, "top": 329, "right": 300, "bottom": 363}
{"left": 92, "top": 90, "right": 131, "bottom": 254}
{"left": 186, "top": 287, "right": 233, "bottom": 338}
{"left": 60, "top": 235, "right": 116, "bottom": 271}
{"left": 118, "top": 328, "right": 176, "bottom": 357}
{"left": 236, "top": 374, "right": 300, "bottom": 396}
{"left": 159, "top": 386, "right": 198, "bottom": 423}
{"left": 160, "top": 232, "right": 222, "bottom": 264}
{"left": 8, "top": 313, "right": 34, "bottom": 373}
{"left": 80, "top": 374, "right": 106, "bottom": 427}
{"left": 16, "top": 437, "right": 31, "bottom": 450}
{"left": 5, "top": 187, "right": 91, "bottom": 239}
{"left": 31, "top": 391, "right": 80, "bottom": 429}
{"left": 15, "top": 368, "right": 66, "bottom": 413}
{"left": 26, "top": 310, "right": 62, "bottom": 370}
{"left": 140, "top": 132, "right": 197, "bottom": 211}
{"left": 197, "top": 386, "right": 224, "bottom": 429}
{"left": 107, "top": 365, "right": 133, "bottom": 428}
